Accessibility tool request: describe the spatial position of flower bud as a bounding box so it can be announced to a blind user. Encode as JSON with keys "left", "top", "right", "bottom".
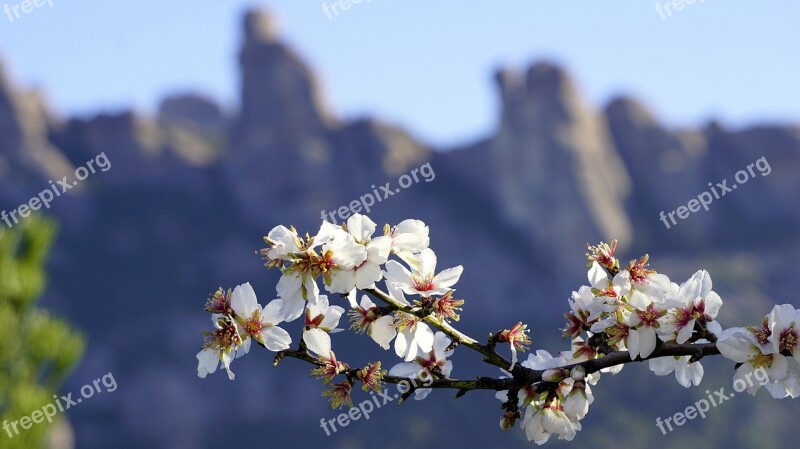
{"left": 542, "top": 368, "right": 569, "bottom": 383}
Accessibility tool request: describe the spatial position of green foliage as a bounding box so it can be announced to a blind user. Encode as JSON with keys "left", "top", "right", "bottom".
{"left": 0, "top": 218, "right": 85, "bottom": 448}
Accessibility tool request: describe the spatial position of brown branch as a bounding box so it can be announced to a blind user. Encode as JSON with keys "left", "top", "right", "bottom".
{"left": 276, "top": 340, "right": 721, "bottom": 398}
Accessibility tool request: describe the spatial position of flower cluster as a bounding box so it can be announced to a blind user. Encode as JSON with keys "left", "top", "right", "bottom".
{"left": 196, "top": 219, "right": 799, "bottom": 445}
{"left": 197, "top": 214, "right": 473, "bottom": 407}
{"left": 717, "top": 304, "right": 800, "bottom": 398}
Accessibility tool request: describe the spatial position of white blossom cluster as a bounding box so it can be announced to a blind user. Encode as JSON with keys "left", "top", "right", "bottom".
{"left": 196, "top": 220, "right": 800, "bottom": 445}
{"left": 196, "top": 214, "right": 466, "bottom": 404}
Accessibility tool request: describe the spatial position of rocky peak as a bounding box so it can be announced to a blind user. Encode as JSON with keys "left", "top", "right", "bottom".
{"left": 489, "top": 62, "right": 632, "bottom": 274}
{"left": 234, "top": 10, "right": 335, "bottom": 150}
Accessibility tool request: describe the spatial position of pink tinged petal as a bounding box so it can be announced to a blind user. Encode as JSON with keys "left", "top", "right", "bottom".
{"left": 262, "top": 326, "right": 292, "bottom": 352}
{"left": 649, "top": 357, "right": 678, "bottom": 376}
{"left": 717, "top": 329, "right": 756, "bottom": 363}
{"left": 676, "top": 319, "right": 696, "bottom": 344}
{"left": 434, "top": 266, "right": 463, "bottom": 289}
{"left": 261, "top": 299, "right": 285, "bottom": 326}
{"left": 638, "top": 327, "right": 658, "bottom": 359}
{"left": 627, "top": 328, "right": 640, "bottom": 360}
{"left": 354, "top": 263, "right": 383, "bottom": 290}
{"left": 303, "top": 328, "right": 332, "bottom": 358}
{"left": 587, "top": 262, "right": 607, "bottom": 290}
{"left": 231, "top": 282, "right": 259, "bottom": 318}
{"left": 346, "top": 214, "right": 376, "bottom": 242}
{"left": 369, "top": 315, "right": 397, "bottom": 350}
{"left": 196, "top": 349, "right": 219, "bottom": 378}
{"left": 328, "top": 269, "right": 356, "bottom": 294}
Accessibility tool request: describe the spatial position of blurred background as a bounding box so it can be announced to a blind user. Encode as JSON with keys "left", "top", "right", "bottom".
{"left": 1, "top": 1, "right": 799, "bottom": 448}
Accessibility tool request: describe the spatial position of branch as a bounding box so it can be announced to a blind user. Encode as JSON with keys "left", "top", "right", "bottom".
{"left": 276, "top": 340, "right": 721, "bottom": 395}
{"left": 363, "top": 287, "right": 513, "bottom": 371}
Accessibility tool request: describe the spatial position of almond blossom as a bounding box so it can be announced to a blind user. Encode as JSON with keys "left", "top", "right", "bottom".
{"left": 384, "top": 248, "right": 463, "bottom": 297}
{"left": 347, "top": 290, "right": 397, "bottom": 349}
{"left": 389, "top": 331, "right": 453, "bottom": 400}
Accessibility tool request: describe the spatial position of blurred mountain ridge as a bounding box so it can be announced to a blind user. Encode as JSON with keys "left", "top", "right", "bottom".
{"left": 0, "top": 8, "right": 798, "bottom": 449}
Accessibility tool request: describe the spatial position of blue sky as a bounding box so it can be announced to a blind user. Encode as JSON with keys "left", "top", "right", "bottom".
{"left": 0, "top": 0, "right": 798, "bottom": 147}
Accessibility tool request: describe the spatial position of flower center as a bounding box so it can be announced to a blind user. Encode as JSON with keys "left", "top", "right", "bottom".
{"left": 780, "top": 327, "right": 799, "bottom": 352}
{"left": 412, "top": 274, "right": 435, "bottom": 292}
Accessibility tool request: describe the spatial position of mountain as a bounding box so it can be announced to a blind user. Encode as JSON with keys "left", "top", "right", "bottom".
{"left": 0, "top": 9, "right": 798, "bottom": 449}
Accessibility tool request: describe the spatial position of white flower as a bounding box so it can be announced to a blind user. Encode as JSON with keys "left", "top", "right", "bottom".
{"left": 561, "top": 378, "right": 594, "bottom": 421}
{"left": 321, "top": 228, "right": 368, "bottom": 294}
{"left": 387, "top": 283, "right": 434, "bottom": 361}
{"left": 522, "top": 399, "right": 580, "bottom": 444}
{"left": 523, "top": 350, "right": 566, "bottom": 371}
{"left": 347, "top": 290, "right": 397, "bottom": 349}
{"left": 267, "top": 221, "right": 348, "bottom": 322}
{"left": 303, "top": 327, "right": 334, "bottom": 360}
{"left": 387, "top": 219, "right": 430, "bottom": 254}
{"left": 232, "top": 283, "right": 292, "bottom": 352}
{"left": 648, "top": 355, "right": 705, "bottom": 388}
{"left": 626, "top": 291, "right": 667, "bottom": 360}
{"left": 196, "top": 315, "right": 245, "bottom": 380}
{"left": 276, "top": 271, "right": 320, "bottom": 322}
{"left": 326, "top": 214, "right": 390, "bottom": 292}
{"left": 768, "top": 304, "right": 800, "bottom": 363}
{"left": 389, "top": 332, "right": 453, "bottom": 400}
{"left": 660, "top": 270, "right": 723, "bottom": 344}
{"left": 718, "top": 327, "right": 789, "bottom": 395}
{"left": 764, "top": 358, "right": 800, "bottom": 399}
{"left": 384, "top": 248, "right": 463, "bottom": 297}
{"left": 305, "top": 294, "right": 345, "bottom": 333}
